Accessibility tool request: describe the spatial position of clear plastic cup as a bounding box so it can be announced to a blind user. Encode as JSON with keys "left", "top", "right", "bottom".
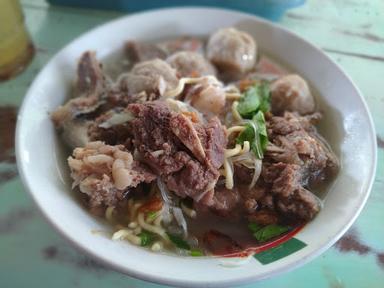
{"left": 0, "top": 0, "right": 35, "bottom": 81}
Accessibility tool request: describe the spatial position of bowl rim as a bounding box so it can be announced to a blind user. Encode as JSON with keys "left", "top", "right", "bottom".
{"left": 16, "top": 6, "right": 377, "bottom": 288}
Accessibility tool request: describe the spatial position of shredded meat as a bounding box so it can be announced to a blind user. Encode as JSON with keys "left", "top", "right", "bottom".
{"left": 128, "top": 101, "right": 227, "bottom": 205}
{"left": 68, "top": 141, "right": 156, "bottom": 210}
{"left": 88, "top": 109, "right": 134, "bottom": 149}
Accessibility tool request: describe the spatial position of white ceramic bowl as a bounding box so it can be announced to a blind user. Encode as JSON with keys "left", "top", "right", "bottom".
{"left": 16, "top": 8, "right": 377, "bottom": 288}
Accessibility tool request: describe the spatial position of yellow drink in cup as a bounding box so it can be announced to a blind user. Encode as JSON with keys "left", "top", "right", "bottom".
{"left": 0, "top": 0, "right": 34, "bottom": 81}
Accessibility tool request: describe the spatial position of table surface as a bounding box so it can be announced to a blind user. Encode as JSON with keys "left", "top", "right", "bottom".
{"left": 0, "top": 0, "right": 383, "bottom": 287}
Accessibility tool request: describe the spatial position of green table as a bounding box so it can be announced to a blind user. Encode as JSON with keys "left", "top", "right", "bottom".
{"left": 1, "top": 0, "right": 383, "bottom": 287}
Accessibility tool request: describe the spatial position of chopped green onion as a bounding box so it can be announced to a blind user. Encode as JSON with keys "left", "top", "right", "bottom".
{"left": 138, "top": 231, "right": 155, "bottom": 246}
{"left": 236, "top": 111, "right": 268, "bottom": 159}
{"left": 252, "top": 224, "right": 289, "bottom": 242}
{"left": 253, "top": 111, "right": 268, "bottom": 154}
{"left": 190, "top": 249, "right": 204, "bottom": 257}
{"left": 237, "top": 82, "right": 270, "bottom": 119}
{"left": 166, "top": 232, "right": 191, "bottom": 250}
{"left": 146, "top": 211, "right": 158, "bottom": 221}
{"left": 258, "top": 82, "right": 271, "bottom": 113}
{"left": 248, "top": 222, "right": 262, "bottom": 233}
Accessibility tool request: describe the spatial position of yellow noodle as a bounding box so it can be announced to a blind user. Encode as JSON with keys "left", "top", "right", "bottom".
{"left": 164, "top": 76, "right": 218, "bottom": 98}
{"left": 105, "top": 206, "right": 114, "bottom": 222}
{"left": 240, "top": 141, "right": 250, "bottom": 154}
{"left": 226, "top": 126, "right": 245, "bottom": 137}
{"left": 181, "top": 202, "right": 197, "bottom": 218}
{"left": 128, "top": 221, "right": 138, "bottom": 229}
{"left": 137, "top": 213, "right": 169, "bottom": 242}
{"left": 225, "top": 92, "right": 242, "bottom": 100}
{"left": 133, "top": 226, "right": 142, "bottom": 235}
{"left": 154, "top": 215, "right": 163, "bottom": 227}
{"left": 232, "top": 101, "right": 242, "bottom": 122}
{"left": 225, "top": 144, "right": 242, "bottom": 158}
{"left": 112, "top": 229, "right": 141, "bottom": 245}
{"left": 151, "top": 150, "right": 164, "bottom": 157}
{"left": 151, "top": 241, "right": 163, "bottom": 252}
{"left": 145, "top": 206, "right": 161, "bottom": 224}
{"left": 130, "top": 202, "right": 142, "bottom": 222}
{"left": 223, "top": 158, "right": 234, "bottom": 189}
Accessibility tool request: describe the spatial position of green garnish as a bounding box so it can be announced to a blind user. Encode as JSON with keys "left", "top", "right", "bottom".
{"left": 248, "top": 222, "right": 262, "bottom": 233}
{"left": 237, "top": 82, "right": 271, "bottom": 119}
{"left": 147, "top": 211, "right": 158, "bottom": 221}
{"left": 190, "top": 249, "right": 204, "bottom": 257}
{"left": 236, "top": 111, "right": 268, "bottom": 159}
{"left": 249, "top": 223, "right": 290, "bottom": 243}
{"left": 166, "top": 233, "right": 191, "bottom": 250}
{"left": 139, "top": 231, "right": 155, "bottom": 246}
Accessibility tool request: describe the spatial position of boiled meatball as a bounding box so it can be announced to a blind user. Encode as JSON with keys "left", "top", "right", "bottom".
{"left": 270, "top": 74, "right": 315, "bottom": 115}
{"left": 166, "top": 51, "right": 216, "bottom": 77}
{"left": 119, "top": 59, "right": 178, "bottom": 97}
{"left": 207, "top": 28, "right": 257, "bottom": 81}
{"left": 186, "top": 77, "right": 226, "bottom": 116}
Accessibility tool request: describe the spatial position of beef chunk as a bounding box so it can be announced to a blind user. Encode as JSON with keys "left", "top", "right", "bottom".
{"left": 260, "top": 162, "right": 321, "bottom": 222}
{"left": 276, "top": 187, "right": 320, "bottom": 221}
{"left": 239, "top": 112, "right": 337, "bottom": 223}
{"left": 169, "top": 113, "right": 207, "bottom": 164}
{"left": 265, "top": 112, "right": 339, "bottom": 186}
{"left": 129, "top": 101, "right": 184, "bottom": 174}
{"left": 128, "top": 101, "right": 227, "bottom": 205}
{"left": 164, "top": 159, "right": 219, "bottom": 205}
{"left": 169, "top": 114, "right": 226, "bottom": 168}
{"left": 234, "top": 164, "right": 253, "bottom": 186}
{"left": 125, "top": 41, "right": 167, "bottom": 64}
{"left": 88, "top": 109, "right": 134, "bottom": 149}
{"left": 265, "top": 163, "right": 302, "bottom": 197}
{"left": 203, "top": 117, "right": 227, "bottom": 168}
{"left": 210, "top": 186, "right": 241, "bottom": 216}
{"left": 76, "top": 51, "right": 106, "bottom": 98}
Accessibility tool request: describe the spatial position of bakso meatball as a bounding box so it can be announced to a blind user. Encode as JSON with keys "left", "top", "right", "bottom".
{"left": 207, "top": 28, "right": 257, "bottom": 80}
{"left": 166, "top": 51, "right": 216, "bottom": 77}
{"left": 270, "top": 74, "right": 315, "bottom": 115}
{"left": 186, "top": 77, "right": 226, "bottom": 116}
{"left": 119, "top": 59, "right": 179, "bottom": 97}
